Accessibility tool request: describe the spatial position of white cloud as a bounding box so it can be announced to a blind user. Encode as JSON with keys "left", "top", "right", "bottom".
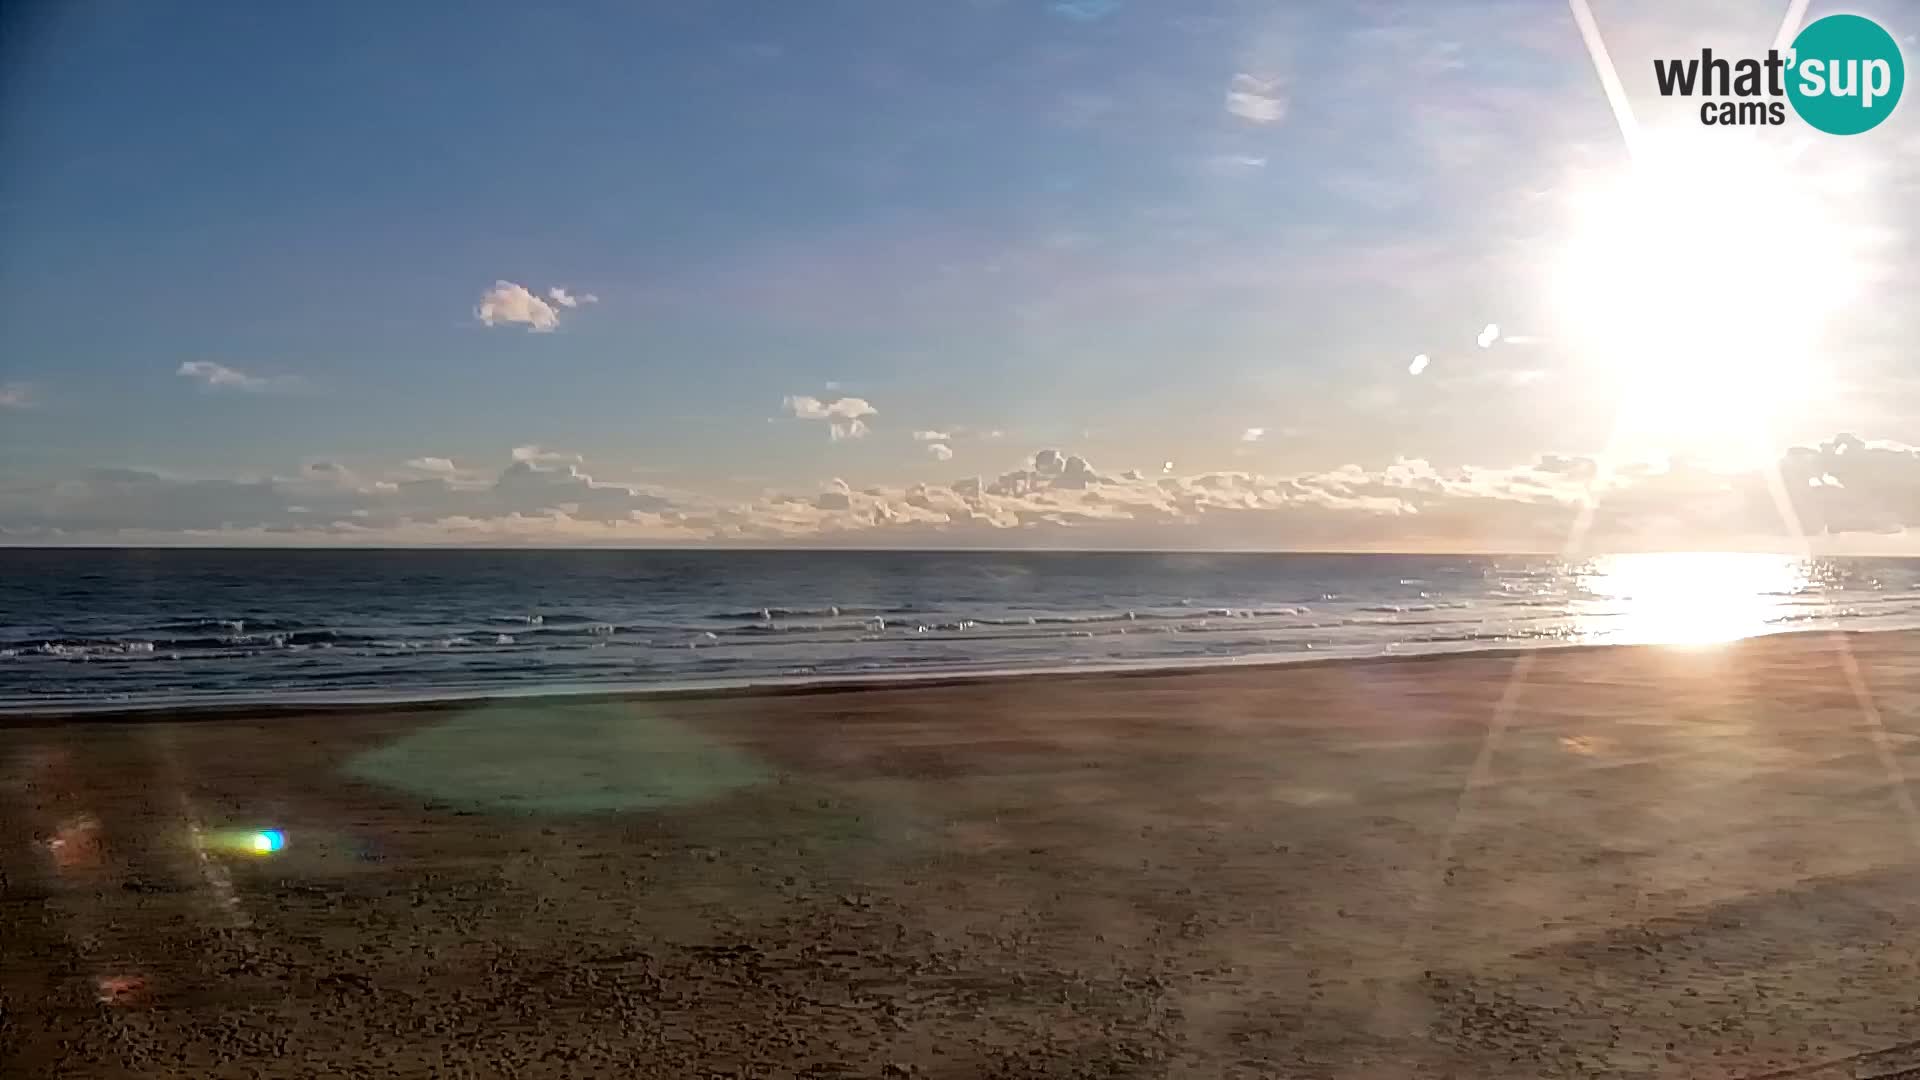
{"left": 926, "top": 442, "right": 954, "bottom": 462}
{"left": 1782, "top": 434, "right": 1920, "bottom": 536}
{"left": 913, "top": 430, "right": 951, "bottom": 442}
{"left": 177, "top": 361, "right": 279, "bottom": 391}
{"left": 0, "top": 450, "right": 694, "bottom": 541}
{"left": 405, "top": 457, "right": 458, "bottom": 474}
{"left": 488, "top": 459, "right": 674, "bottom": 522}
{"left": 475, "top": 281, "right": 560, "bottom": 331}
{"left": 700, "top": 441, "right": 1859, "bottom": 550}
{"left": 1225, "top": 73, "right": 1287, "bottom": 123}
{"left": 1477, "top": 323, "right": 1501, "bottom": 348}
{"left": 0, "top": 383, "right": 30, "bottom": 409}
{"left": 784, "top": 395, "right": 877, "bottom": 442}
{"left": 12, "top": 436, "right": 1920, "bottom": 552}
{"left": 1242, "top": 427, "right": 1265, "bottom": 442}
{"left": 298, "top": 460, "right": 363, "bottom": 491}
{"left": 1409, "top": 354, "right": 1431, "bottom": 375}
{"left": 547, "top": 286, "right": 598, "bottom": 309}
{"left": 784, "top": 395, "right": 876, "bottom": 421}
{"left": 511, "top": 445, "right": 585, "bottom": 465}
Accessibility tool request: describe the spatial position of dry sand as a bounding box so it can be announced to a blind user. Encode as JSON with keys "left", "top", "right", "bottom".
{"left": 5, "top": 631, "right": 1920, "bottom": 1078}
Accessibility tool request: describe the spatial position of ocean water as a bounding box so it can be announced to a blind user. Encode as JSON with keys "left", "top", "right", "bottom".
{"left": 3, "top": 549, "right": 1919, "bottom": 713}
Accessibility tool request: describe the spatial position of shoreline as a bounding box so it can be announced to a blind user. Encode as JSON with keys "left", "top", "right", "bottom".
{"left": 7, "top": 619, "right": 1920, "bottom": 1075}
{"left": 6, "top": 622, "right": 1913, "bottom": 726}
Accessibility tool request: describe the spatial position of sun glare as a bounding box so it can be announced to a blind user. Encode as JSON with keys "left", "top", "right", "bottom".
{"left": 1578, "top": 551, "right": 1810, "bottom": 646}
{"left": 1552, "top": 131, "right": 1865, "bottom": 461}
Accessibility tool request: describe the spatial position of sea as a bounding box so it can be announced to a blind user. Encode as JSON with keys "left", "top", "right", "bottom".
{"left": 4, "top": 549, "right": 1919, "bottom": 714}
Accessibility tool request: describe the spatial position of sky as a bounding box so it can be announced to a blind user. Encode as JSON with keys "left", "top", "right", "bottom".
{"left": 1, "top": 0, "right": 1917, "bottom": 551}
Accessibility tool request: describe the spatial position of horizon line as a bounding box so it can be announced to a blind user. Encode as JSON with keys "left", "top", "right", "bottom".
{"left": 0, "top": 544, "right": 1906, "bottom": 559}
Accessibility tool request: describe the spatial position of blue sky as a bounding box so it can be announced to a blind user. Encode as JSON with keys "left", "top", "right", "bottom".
{"left": 2, "top": 0, "right": 1918, "bottom": 549}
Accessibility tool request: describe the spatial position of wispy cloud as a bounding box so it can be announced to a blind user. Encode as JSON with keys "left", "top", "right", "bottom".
{"left": 547, "top": 286, "right": 598, "bottom": 309}
{"left": 1203, "top": 153, "right": 1268, "bottom": 176}
{"left": 912, "top": 430, "right": 951, "bottom": 442}
{"left": 1225, "top": 73, "right": 1286, "bottom": 123}
{"left": 176, "top": 361, "right": 287, "bottom": 392}
{"left": 1241, "top": 427, "right": 1265, "bottom": 442}
{"left": 0, "top": 383, "right": 31, "bottom": 409}
{"left": 405, "top": 457, "right": 458, "bottom": 474}
{"left": 784, "top": 395, "right": 877, "bottom": 441}
{"left": 926, "top": 442, "right": 954, "bottom": 461}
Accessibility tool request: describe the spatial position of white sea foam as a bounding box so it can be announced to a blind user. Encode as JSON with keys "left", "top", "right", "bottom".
{"left": 7, "top": 553, "right": 1918, "bottom": 713}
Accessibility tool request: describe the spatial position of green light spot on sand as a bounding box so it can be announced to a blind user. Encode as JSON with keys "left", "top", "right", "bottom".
{"left": 343, "top": 703, "right": 769, "bottom": 814}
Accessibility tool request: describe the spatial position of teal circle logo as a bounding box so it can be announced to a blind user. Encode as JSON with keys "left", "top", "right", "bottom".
{"left": 1786, "top": 14, "right": 1904, "bottom": 135}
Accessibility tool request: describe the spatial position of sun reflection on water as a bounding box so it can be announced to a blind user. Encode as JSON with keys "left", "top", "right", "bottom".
{"left": 1576, "top": 552, "right": 1812, "bottom": 646}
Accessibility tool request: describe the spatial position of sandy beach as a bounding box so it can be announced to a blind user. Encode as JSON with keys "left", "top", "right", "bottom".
{"left": 5, "top": 631, "right": 1920, "bottom": 1078}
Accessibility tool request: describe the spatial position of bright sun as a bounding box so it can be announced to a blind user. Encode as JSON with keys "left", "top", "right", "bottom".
{"left": 1552, "top": 130, "right": 1865, "bottom": 461}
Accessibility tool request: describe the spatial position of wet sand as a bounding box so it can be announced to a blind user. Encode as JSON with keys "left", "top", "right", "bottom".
{"left": 5, "top": 632, "right": 1920, "bottom": 1078}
